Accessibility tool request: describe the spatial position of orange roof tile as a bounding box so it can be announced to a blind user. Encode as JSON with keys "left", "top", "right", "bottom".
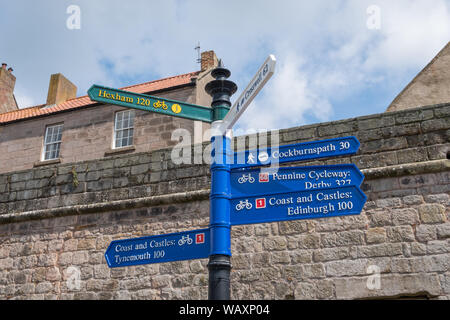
{"left": 0, "top": 71, "right": 200, "bottom": 124}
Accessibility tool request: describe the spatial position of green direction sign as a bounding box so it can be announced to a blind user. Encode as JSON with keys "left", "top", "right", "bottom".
{"left": 87, "top": 85, "right": 213, "bottom": 122}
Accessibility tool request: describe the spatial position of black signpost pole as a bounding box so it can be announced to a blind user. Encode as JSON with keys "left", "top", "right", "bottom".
{"left": 205, "top": 61, "right": 237, "bottom": 300}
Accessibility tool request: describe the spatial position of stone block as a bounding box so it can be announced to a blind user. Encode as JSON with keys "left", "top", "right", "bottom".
{"left": 402, "top": 195, "right": 424, "bottom": 205}
{"left": 397, "top": 148, "right": 429, "bottom": 164}
{"left": 11, "top": 171, "right": 33, "bottom": 183}
{"left": 358, "top": 115, "right": 394, "bottom": 130}
{"left": 424, "top": 193, "right": 449, "bottom": 205}
{"left": 325, "top": 259, "right": 368, "bottom": 277}
{"left": 189, "top": 260, "right": 205, "bottom": 273}
{"left": 415, "top": 224, "right": 437, "bottom": 242}
{"left": 427, "top": 144, "right": 449, "bottom": 160}
{"left": 282, "top": 127, "right": 316, "bottom": 142}
{"left": 436, "top": 223, "right": 450, "bottom": 239}
{"left": 391, "top": 208, "right": 419, "bottom": 226}
{"left": 77, "top": 239, "right": 96, "bottom": 250}
{"left": 418, "top": 204, "right": 447, "bottom": 224}
{"left": 294, "top": 282, "right": 316, "bottom": 300}
{"left": 365, "top": 227, "right": 387, "bottom": 244}
{"left": 386, "top": 226, "right": 415, "bottom": 242}
{"left": 151, "top": 275, "right": 171, "bottom": 289}
{"left": 376, "top": 198, "right": 402, "bottom": 208}
{"left": 130, "top": 164, "right": 149, "bottom": 175}
{"left": 313, "top": 247, "right": 350, "bottom": 262}
{"left": 421, "top": 118, "right": 450, "bottom": 132}
{"left": 297, "top": 234, "right": 321, "bottom": 249}
{"left": 301, "top": 263, "right": 325, "bottom": 279}
{"left": 380, "top": 137, "right": 408, "bottom": 152}
{"left": 35, "top": 282, "right": 54, "bottom": 294}
{"left": 440, "top": 273, "right": 450, "bottom": 294}
{"left": 317, "top": 120, "right": 357, "bottom": 136}
{"left": 289, "top": 250, "right": 313, "bottom": 264}
{"left": 426, "top": 240, "right": 449, "bottom": 254}
{"left": 37, "top": 253, "right": 58, "bottom": 267}
{"left": 334, "top": 274, "right": 441, "bottom": 299}
{"left": 335, "top": 230, "right": 365, "bottom": 246}
{"left": 357, "top": 243, "right": 403, "bottom": 258}
{"left": 391, "top": 257, "right": 425, "bottom": 273}
{"left": 410, "top": 242, "right": 427, "bottom": 256}
{"left": 263, "top": 236, "right": 287, "bottom": 251}
{"left": 271, "top": 251, "right": 291, "bottom": 264}
{"left": 278, "top": 220, "right": 311, "bottom": 235}
{"left": 423, "top": 254, "right": 450, "bottom": 272}
{"left": 46, "top": 266, "right": 61, "bottom": 281}
{"left": 400, "top": 174, "right": 437, "bottom": 189}
{"left": 72, "top": 251, "right": 89, "bottom": 265}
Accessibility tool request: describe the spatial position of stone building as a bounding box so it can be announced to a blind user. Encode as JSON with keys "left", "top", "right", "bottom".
{"left": 0, "top": 45, "right": 448, "bottom": 300}
{"left": 0, "top": 51, "right": 219, "bottom": 174}
{"left": 387, "top": 41, "right": 450, "bottom": 112}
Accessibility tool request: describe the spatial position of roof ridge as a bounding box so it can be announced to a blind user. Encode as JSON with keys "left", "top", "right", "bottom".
{"left": 387, "top": 41, "right": 450, "bottom": 111}
{"left": 121, "top": 70, "right": 199, "bottom": 90}
{"left": 0, "top": 70, "right": 200, "bottom": 124}
{"left": 35, "top": 70, "right": 200, "bottom": 105}
{"left": 0, "top": 104, "right": 44, "bottom": 115}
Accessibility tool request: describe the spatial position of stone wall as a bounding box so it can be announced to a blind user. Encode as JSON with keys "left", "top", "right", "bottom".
{"left": 0, "top": 103, "right": 449, "bottom": 300}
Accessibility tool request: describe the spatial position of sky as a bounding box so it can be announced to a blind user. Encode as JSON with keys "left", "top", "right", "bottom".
{"left": 1, "top": 0, "right": 449, "bottom": 132}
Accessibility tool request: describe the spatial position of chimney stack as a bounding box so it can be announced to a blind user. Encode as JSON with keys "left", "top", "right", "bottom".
{"left": 0, "top": 62, "right": 18, "bottom": 114}
{"left": 201, "top": 51, "right": 219, "bottom": 72}
{"left": 46, "top": 73, "right": 77, "bottom": 106}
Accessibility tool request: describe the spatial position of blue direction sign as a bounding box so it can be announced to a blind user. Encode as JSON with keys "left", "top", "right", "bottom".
{"left": 231, "top": 164, "right": 364, "bottom": 198}
{"left": 105, "top": 228, "right": 210, "bottom": 268}
{"left": 230, "top": 186, "right": 367, "bottom": 226}
{"left": 231, "top": 136, "right": 360, "bottom": 169}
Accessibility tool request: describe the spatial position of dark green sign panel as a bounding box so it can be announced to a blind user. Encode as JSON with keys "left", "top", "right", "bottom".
{"left": 87, "top": 85, "right": 213, "bottom": 122}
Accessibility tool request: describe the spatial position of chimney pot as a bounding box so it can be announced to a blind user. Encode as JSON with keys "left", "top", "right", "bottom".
{"left": 0, "top": 62, "right": 18, "bottom": 113}
{"left": 201, "top": 51, "right": 219, "bottom": 72}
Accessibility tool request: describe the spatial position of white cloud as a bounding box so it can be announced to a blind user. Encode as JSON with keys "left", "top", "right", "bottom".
{"left": 236, "top": 54, "right": 333, "bottom": 131}
{"left": 362, "top": 0, "right": 450, "bottom": 73}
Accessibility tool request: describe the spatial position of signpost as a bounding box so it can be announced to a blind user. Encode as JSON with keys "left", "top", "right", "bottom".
{"left": 230, "top": 164, "right": 364, "bottom": 198}
{"left": 98, "top": 54, "right": 367, "bottom": 300}
{"left": 230, "top": 186, "right": 366, "bottom": 226}
{"left": 87, "top": 85, "right": 213, "bottom": 123}
{"left": 105, "top": 229, "right": 210, "bottom": 268}
{"left": 217, "top": 55, "right": 276, "bottom": 135}
{"left": 231, "top": 136, "right": 360, "bottom": 169}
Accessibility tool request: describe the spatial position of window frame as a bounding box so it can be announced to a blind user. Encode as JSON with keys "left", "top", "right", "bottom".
{"left": 113, "top": 109, "right": 135, "bottom": 149}
{"left": 42, "top": 123, "right": 64, "bottom": 161}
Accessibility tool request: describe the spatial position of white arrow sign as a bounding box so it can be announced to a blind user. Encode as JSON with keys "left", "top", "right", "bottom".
{"left": 218, "top": 55, "right": 276, "bottom": 134}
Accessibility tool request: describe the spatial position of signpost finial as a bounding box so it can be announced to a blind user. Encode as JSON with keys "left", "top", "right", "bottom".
{"left": 205, "top": 62, "right": 237, "bottom": 121}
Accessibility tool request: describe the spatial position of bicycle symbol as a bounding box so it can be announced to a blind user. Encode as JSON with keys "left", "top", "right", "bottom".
{"left": 178, "top": 235, "right": 193, "bottom": 246}
{"left": 235, "top": 199, "right": 252, "bottom": 211}
{"left": 238, "top": 173, "right": 255, "bottom": 184}
{"left": 153, "top": 100, "right": 169, "bottom": 110}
